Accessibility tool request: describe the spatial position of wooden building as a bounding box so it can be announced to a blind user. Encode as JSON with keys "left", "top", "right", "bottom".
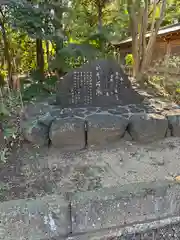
{"left": 112, "top": 23, "right": 180, "bottom": 65}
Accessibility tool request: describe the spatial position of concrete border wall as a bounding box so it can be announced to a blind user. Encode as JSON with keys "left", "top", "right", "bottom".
{"left": 1, "top": 180, "right": 180, "bottom": 239}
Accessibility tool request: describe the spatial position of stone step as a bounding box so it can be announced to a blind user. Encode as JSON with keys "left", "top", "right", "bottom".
{"left": 1, "top": 180, "right": 180, "bottom": 239}
{"left": 68, "top": 216, "right": 180, "bottom": 240}
{"left": 69, "top": 180, "right": 180, "bottom": 234}
{"left": 0, "top": 194, "right": 71, "bottom": 240}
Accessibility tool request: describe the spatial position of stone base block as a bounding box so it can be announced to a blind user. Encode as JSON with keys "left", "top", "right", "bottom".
{"left": 128, "top": 113, "right": 168, "bottom": 143}
{"left": 49, "top": 117, "right": 85, "bottom": 150}
{"left": 87, "top": 113, "right": 128, "bottom": 146}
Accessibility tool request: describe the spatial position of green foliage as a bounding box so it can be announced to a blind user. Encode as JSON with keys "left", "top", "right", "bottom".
{"left": 51, "top": 37, "right": 102, "bottom": 72}
{"left": 162, "top": 0, "right": 180, "bottom": 26}
{"left": 10, "top": 0, "right": 54, "bottom": 39}
{"left": 0, "top": 70, "right": 7, "bottom": 79}
{"left": 22, "top": 83, "right": 45, "bottom": 101}
{"left": 0, "top": 103, "right": 10, "bottom": 119}
{"left": 10, "top": 31, "right": 37, "bottom": 73}
{"left": 0, "top": 71, "right": 6, "bottom": 87}
{"left": 125, "top": 54, "right": 133, "bottom": 66}
{"left": 21, "top": 70, "right": 58, "bottom": 101}
{"left": 150, "top": 55, "right": 180, "bottom": 103}
{"left": 69, "top": 0, "right": 129, "bottom": 42}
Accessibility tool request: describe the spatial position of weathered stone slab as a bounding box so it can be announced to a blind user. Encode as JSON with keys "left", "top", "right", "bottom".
{"left": 0, "top": 194, "right": 70, "bottom": 240}
{"left": 20, "top": 101, "right": 60, "bottom": 145}
{"left": 21, "top": 119, "right": 50, "bottom": 146}
{"left": 122, "top": 130, "right": 133, "bottom": 141}
{"left": 166, "top": 111, "right": 180, "bottom": 137}
{"left": 68, "top": 216, "right": 180, "bottom": 240}
{"left": 128, "top": 113, "right": 168, "bottom": 143}
{"left": 20, "top": 101, "right": 54, "bottom": 121}
{"left": 70, "top": 181, "right": 180, "bottom": 234}
{"left": 56, "top": 59, "right": 144, "bottom": 107}
{"left": 86, "top": 113, "right": 128, "bottom": 146}
{"left": 49, "top": 117, "right": 85, "bottom": 150}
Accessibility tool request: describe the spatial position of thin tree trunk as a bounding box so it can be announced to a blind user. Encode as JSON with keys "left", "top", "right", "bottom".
{"left": 0, "top": 12, "right": 13, "bottom": 88}
{"left": 54, "top": 37, "right": 63, "bottom": 55}
{"left": 128, "top": 3, "right": 139, "bottom": 78}
{"left": 140, "top": 0, "right": 167, "bottom": 72}
{"left": 46, "top": 40, "right": 49, "bottom": 64}
{"left": 36, "top": 38, "right": 44, "bottom": 80}
{"left": 128, "top": 0, "right": 167, "bottom": 81}
{"left": 97, "top": 3, "right": 103, "bottom": 32}
{"left": 53, "top": 4, "right": 63, "bottom": 54}
{"left": 0, "top": 56, "right": 5, "bottom": 69}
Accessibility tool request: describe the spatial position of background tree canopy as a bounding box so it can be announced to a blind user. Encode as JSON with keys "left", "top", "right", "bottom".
{"left": 0, "top": 0, "right": 179, "bottom": 91}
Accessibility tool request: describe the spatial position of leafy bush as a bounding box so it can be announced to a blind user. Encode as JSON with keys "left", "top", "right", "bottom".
{"left": 20, "top": 70, "right": 58, "bottom": 101}
{"left": 150, "top": 55, "right": 180, "bottom": 103}
{"left": 161, "top": 56, "right": 180, "bottom": 68}
{"left": 125, "top": 54, "right": 133, "bottom": 66}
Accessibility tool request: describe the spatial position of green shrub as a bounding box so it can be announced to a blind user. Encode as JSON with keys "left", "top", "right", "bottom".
{"left": 125, "top": 54, "right": 133, "bottom": 66}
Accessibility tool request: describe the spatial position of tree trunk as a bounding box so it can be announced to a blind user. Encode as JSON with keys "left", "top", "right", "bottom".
{"left": 53, "top": 4, "right": 64, "bottom": 54}
{"left": 0, "top": 13, "right": 13, "bottom": 88}
{"left": 128, "top": 0, "right": 167, "bottom": 82}
{"left": 46, "top": 40, "right": 50, "bottom": 64}
{"left": 36, "top": 38, "right": 44, "bottom": 80}
{"left": 0, "top": 56, "right": 5, "bottom": 69}
{"left": 97, "top": 3, "right": 103, "bottom": 32}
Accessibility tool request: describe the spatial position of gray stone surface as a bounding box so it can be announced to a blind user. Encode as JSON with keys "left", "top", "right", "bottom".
{"left": 20, "top": 101, "right": 55, "bottom": 121}
{"left": 0, "top": 194, "right": 70, "bottom": 240}
{"left": 108, "top": 106, "right": 130, "bottom": 115}
{"left": 68, "top": 216, "right": 180, "bottom": 240}
{"left": 20, "top": 82, "right": 180, "bottom": 147}
{"left": 20, "top": 101, "right": 180, "bottom": 147}
{"left": 166, "top": 110, "right": 180, "bottom": 137}
{"left": 56, "top": 59, "right": 144, "bottom": 107}
{"left": 128, "top": 113, "right": 168, "bottom": 143}
{"left": 21, "top": 118, "right": 50, "bottom": 146}
{"left": 20, "top": 101, "right": 59, "bottom": 146}
{"left": 2, "top": 169, "right": 180, "bottom": 240}
{"left": 123, "top": 130, "right": 133, "bottom": 141}
{"left": 70, "top": 181, "right": 180, "bottom": 234}
{"left": 87, "top": 113, "right": 128, "bottom": 146}
{"left": 49, "top": 117, "right": 85, "bottom": 150}
{"left": 128, "top": 104, "right": 146, "bottom": 113}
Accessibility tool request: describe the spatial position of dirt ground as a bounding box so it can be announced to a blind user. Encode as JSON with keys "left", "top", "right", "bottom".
{"left": 0, "top": 137, "right": 180, "bottom": 202}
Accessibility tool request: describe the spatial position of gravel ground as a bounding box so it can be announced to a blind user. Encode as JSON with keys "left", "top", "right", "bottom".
{"left": 40, "top": 137, "right": 180, "bottom": 194}
{"left": 1, "top": 137, "right": 180, "bottom": 239}
{"left": 1, "top": 137, "right": 180, "bottom": 200}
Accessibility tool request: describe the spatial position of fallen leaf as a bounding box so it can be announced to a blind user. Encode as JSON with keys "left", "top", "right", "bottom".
{"left": 175, "top": 175, "right": 180, "bottom": 182}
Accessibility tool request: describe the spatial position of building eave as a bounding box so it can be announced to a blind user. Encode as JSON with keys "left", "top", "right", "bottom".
{"left": 112, "top": 24, "right": 180, "bottom": 47}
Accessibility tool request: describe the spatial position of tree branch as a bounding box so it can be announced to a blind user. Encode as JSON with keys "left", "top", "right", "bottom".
{"left": 148, "top": 0, "right": 161, "bottom": 17}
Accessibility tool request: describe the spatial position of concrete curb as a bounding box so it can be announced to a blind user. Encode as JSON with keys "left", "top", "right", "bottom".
{"left": 68, "top": 216, "right": 180, "bottom": 240}
{"left": 0, "top": 194, "right": 71, "bottom": 240}
{"left": 70, "top": 180, "right": 180, "bottom": 234}
{"left": 1, "top": 180, "right": 180, "bottom": 239}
